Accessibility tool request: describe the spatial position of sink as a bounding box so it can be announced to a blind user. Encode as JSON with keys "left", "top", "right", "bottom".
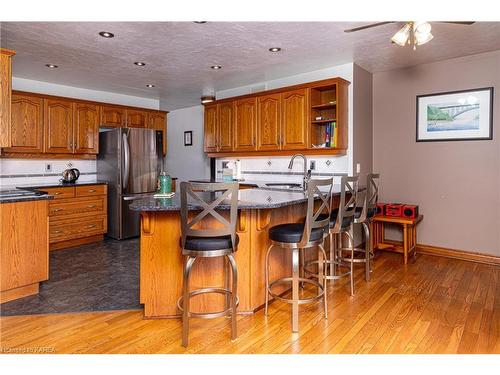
{"left": 264, "top": 183, "right": 302, "bottom": 190}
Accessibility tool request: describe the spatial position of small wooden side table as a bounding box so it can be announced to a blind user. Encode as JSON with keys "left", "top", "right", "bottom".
{"left": 372, "top": 215, "right": 423, "bottom": 264}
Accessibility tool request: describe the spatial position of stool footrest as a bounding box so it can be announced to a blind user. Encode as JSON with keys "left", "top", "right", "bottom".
{"left": 337, "top": 247, "right": 375, "bottom": 264}
{"left": 177, "top": 287, "right": 239, "bottom": 319}
{"left": 268, "top": 277, "right": 324, "bottom": 305}
{"left": 304, "top": 259, "right": 351, "bottom": 280}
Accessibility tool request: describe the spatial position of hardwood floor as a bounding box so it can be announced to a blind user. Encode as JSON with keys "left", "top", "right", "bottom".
{"left": 0, "top": 252, "right": 498, "bottom": 354}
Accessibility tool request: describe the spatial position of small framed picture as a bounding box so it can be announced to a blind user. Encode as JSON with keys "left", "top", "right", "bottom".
{"left": 416, "top": 87, "right": 493, "bottom": 142}
{"left": 184, "top": 130, "right": 193, "bottom": 146}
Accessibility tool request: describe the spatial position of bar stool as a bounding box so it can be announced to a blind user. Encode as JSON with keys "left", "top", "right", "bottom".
{"left": 264, "top": 178, "right": 333, "bottom": 332}
{"left": 339, "top": 173, "right": 379, "bottom": 281}
{"left": 177, "top": 181, "right": 239, "bottom": 347}
{"left": 304, "top": 175, "right": 359, "bottom": 296}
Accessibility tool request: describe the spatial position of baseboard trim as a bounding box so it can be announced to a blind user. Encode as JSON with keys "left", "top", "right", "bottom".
{"left": 416, "top": 244, "right": 500, "bottom": 267}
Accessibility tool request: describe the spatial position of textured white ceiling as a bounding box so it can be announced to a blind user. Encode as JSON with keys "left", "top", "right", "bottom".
{"left": 1, "top": 22, "right": 499, "bottom": 110}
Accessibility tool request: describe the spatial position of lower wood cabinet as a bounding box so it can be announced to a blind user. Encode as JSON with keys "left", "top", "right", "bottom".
{"left": 43, "top": 184, "right": 108, "bottom": 250}
{"left": 0, "top": 199, "right": 49, "bottom": 303}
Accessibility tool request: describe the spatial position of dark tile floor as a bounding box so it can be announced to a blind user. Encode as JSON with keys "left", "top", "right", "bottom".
{"left": 0, "top": 238, "right": 141, "bottom": 316}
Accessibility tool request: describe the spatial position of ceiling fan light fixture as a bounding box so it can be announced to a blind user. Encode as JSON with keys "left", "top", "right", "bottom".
{"left": 391, "top": 23, "right": 411, "bottom": 46}
{"left": 415, "top": 31, "right": 434, "bottom": 45}
{"left": 413, "top": 21, "right": 433, "bottom": 46}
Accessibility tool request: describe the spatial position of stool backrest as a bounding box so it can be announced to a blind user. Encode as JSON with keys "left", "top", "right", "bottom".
{"left": 179, "top": 181, "right": 239, "bottom": 250}
{"left": 358, "top": 173, "right": 380, "bottom": 221}
{"left": 299, "top": 177, "right": 334, "bottom": 247}
{"left": 331, "top": 175, "right": 359, "bottom": 232}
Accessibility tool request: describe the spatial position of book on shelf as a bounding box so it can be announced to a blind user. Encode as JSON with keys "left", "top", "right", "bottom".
{"left": 324, "top": 121, "right": 337, "bottom": 148}
{"left": 325, "top": 121, "right": 331, "bottom": 147}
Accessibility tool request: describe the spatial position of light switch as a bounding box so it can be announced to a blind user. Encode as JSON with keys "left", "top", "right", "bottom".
{"left": 356, "top": 163, "right": 361, "bottom": 174}
{"left": 45, "top": 163, "right": 52, "bottom": 172}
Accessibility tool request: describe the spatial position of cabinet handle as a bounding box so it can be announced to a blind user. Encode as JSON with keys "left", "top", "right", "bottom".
{"left": 88, "top": 189, "right": 96, "bottom": 193}
{"left": 87, "top": 224, "right": 97, "bottom": 229}
{"left": 53, "top": 230, "right": 62, "bottom": 234}
{"left": 53, "top": 192, "right": 61, "bottom": 195}
{"left": 87, "top": 205, "right": 96, "bottom": 208}
{"left": 53, "top": 208, "right": 63, "bottom": 212}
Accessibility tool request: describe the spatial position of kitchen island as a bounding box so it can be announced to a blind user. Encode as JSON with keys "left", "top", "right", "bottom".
{"left": 130, "top": 186, "right": 348, "bottom": 318}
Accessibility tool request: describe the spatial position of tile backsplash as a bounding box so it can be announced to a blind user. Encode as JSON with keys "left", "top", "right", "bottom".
{"left": 0, "top": 159, "right": 97, "bottom": 188}
{"left": 216, "top": 155, "right": 349, "bottom": 183}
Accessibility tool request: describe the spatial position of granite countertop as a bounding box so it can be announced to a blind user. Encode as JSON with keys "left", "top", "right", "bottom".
{"left": 130, "top": 184, "right": 354, "bottom": 212}
{"left": 16, "top": 180, "right": 108, "bottom": 190}
{"left": 0, "top": 189, "right": 54, "bottom": 204}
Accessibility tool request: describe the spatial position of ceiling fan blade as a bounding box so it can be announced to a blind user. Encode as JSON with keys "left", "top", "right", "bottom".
{"left": 437, "top": 21, "right": 476, "bottom": 25}
{"left": 344, "top": 21, "right": 396, "bottom": 33}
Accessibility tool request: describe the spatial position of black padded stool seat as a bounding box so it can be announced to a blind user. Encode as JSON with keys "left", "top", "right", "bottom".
{"left": 354, "top": 207, "right": 377, "bottom": 220}
{"left": 318, "top": 209, "right": 353, "bottom": 229}
{"left": 182, "top": 234, "right": 240, "bottom": 251}
{"left": 269, "top": 223, "right": 324, "bottom": 243}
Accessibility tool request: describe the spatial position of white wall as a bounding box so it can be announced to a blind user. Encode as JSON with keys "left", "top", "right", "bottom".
{"left": 163, "top": 105, "right": 210, "bottom": 182}
{"left": 13, "top": 77, "right": 160, "bottom": 109}
{"left": 0, "top": 78, "right": 161, "bottom": 188}
{"left": 216, "top": 63, "right": 355, "bottom": 176}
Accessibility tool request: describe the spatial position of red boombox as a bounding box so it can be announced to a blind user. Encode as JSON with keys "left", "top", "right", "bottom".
{"left": 376, "top": 203, "right": 419, "bottom": 218}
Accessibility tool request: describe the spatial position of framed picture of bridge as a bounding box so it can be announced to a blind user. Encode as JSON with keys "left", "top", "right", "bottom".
{"left": 416, "top": 87, "right": 493, "bottom": 142}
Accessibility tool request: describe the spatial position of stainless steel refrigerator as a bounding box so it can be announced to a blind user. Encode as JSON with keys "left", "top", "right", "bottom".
{"left": 97, "top": 128, "right": 163, "bottom": 239}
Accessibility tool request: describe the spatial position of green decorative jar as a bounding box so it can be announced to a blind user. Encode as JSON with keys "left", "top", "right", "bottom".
{"left": 157, "top": 171, "right": 172, "bottom": 194}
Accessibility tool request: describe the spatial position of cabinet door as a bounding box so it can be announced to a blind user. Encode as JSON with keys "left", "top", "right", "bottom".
{"left": 44, "top": 99, "right": 74, "bottom": 154}
{"left": 126, "top": 109, "right": 147, "bottom": 128}
{"left": 233, "top": 98, "right": 257, "bottom": 151}
{"left": 204, "top": 104, "right": 217, "bottom": 152}
{"left": 6, "top": 93, "right": 43, "bottom": 153}
{"left": 257, "top": 93, "right": 281, "bottom": 151}
{"left": 100, "top": 105, "right": 125, "bottom": 127}
{"left": 218, "top": 102, "right": 233, "bottom": 152}
{"left": 281, "top": 89, "right": 308, "bottom": 150}
{"left": 0, "top": 50, "right": 14, "bottom": 148}
{"left": 74, "top": 103, "right": 99, "bottom": 154}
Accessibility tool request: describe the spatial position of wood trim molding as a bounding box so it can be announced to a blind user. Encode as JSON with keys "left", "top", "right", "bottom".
{"left": 0, "top": 283, "right": 39, "bottom": 303}
{"left": 0, "top": 152, "right": 96, "bottom": 160}
{"left": 208, "top": 148, "right": 347, "bottom": 158}
{"left": 416, "top": 244, "right": 500, "bottom": 267}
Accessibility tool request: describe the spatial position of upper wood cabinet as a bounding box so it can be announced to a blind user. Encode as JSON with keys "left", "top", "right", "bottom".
{"left": 233, "top": 98, "right": 257, "bottom": 151}
{"left": 281, "top": 88, "right": 308, "bottom": 150}
{"left": 218, "top": 102, "right": 234, "bottom": 152}
{"left": 100, "top": 105, "right": 125, "bottom": 127}
{"left": 0, "top": 49, "right": 15, "bottom": 148}
{"left": 127, "top": 109, "right": 147, "bottom": 128}
{"left": 5, "top": 93, "right": 43, "bottom": 153}
{"left": 74, "top": 103, "right": 99, "bottom": 154}
{"left": 148, "top": 111, "right": 166, "bottom": 130}
{"left": 202, "top": 77, "right": 349, "bottom": 157}
{"left": 204, "top": 104, "right": 218, "bottom": 152}
{"left": 257, "top": 93, "right": 281, "bottom": 151}
{"left": 44, "top": 98, "right": 74, "bottom": 154}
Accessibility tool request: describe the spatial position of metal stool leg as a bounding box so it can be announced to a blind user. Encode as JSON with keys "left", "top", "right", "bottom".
{"left": 292, "top": 247, "right": 300, "bottom": 332}
{"left": 224, "top": 256, "right": 230, "bottom": 311}
{"left": 227, "top": 253, "right": 238, "bottom": 341}
{"left": 346, "top": 231, "right": 355, "bottom": 296}
{"left": 318, "top": 243, "right": 328, "bottom": 319}
{"left": 363, "top": 222, "right": 371, "bottom": 281}
{"left": 182, "top": 256, "right": 196, "bottom": 347}
{"left": 264, "top": 244, "right": 274, "bottom": 316}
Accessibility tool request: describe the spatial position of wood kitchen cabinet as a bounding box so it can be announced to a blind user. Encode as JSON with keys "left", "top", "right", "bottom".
{"left": 257, "top": 93, "right": 281, "bottom": 151}
{"left": 0, "top": 49, "right": 15, "bottom": 148}
{"left": 74, "top": 102, "right": 99, "bottom": 154}
{"left": 204, "top": 104, "right": 218, "bottom": 152}
{"left": 5, "top": 93, "right": 44, "bottom": 153}
{"left": 100, "top": 104, "right": 125, "bottom": 127}
{"left": 44, "top": 98, "right": 74, "bottom": 154}
{"left": 0, "top": 199, "right": 49, "bottom": 303}
{"left": 233, "top": 98, "right": 257, "bottom": 151}
{"left": 281, "top": 88, "right": 308, "bottom": 150}
{"left": 218, "top": 102, "right": 234, "bottom": 152}
{"left": 127, "top": 108, "right": 147, "bottom": 128}
{"left": 148, "top": 111, "right": 168, "bottom": 155}
{"left": 203, "top": 77, "right": 349, "bottom": 157}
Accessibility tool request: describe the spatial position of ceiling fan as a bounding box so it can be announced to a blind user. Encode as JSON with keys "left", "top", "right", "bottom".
{"left": 344, "top": 21, "right": 476, "bottom": 50}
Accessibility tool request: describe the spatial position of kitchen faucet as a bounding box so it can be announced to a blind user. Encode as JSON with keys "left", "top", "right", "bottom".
{"left": 288, "top": 154, "right": 311, "bottom": 191}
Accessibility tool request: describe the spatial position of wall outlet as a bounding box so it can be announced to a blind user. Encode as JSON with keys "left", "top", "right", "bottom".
{"left": 356, "top": 163, "right": 361, "bottom": 174}
{"left": 45, "top": 163, "right": 52, "bottom": 172}
{"left": 221, "top": 161, "right": 229, "bottom": 169}
{"left": 309, "top": 160, "right": 316, "bottom": 171}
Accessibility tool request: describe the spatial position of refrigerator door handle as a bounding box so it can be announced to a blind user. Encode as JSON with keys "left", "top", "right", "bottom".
{"left": 122, "top": 132, "right": 130, "bottom": 190}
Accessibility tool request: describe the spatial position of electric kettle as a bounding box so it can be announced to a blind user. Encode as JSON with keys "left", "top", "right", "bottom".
{"left": 61, "top": 168, "right": 80, "bottom": 183}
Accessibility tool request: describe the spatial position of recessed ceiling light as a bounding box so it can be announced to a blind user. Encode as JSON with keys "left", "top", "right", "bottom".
{"left": 45, "top": 64, "right": 58, "bottom": 68}
{"left": 211, "top": 65, "right": 222, "bottom": 70}
{"left": 134, "top": 62, "right": 146, "bottom": 66}
{"left": 194, "top": 21, "right": 207, "bottom": 24}
{"left": 99, "top": 31, "right": 114, "bottom": 38}
{"left": 146, "top": 84, "right": 155, "bottom": 88}
{"left": 201, "top": 95, "right": 216, "bottom": 104}
{"left": 269, "top": 47, "right": 281, "bottom": 52}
